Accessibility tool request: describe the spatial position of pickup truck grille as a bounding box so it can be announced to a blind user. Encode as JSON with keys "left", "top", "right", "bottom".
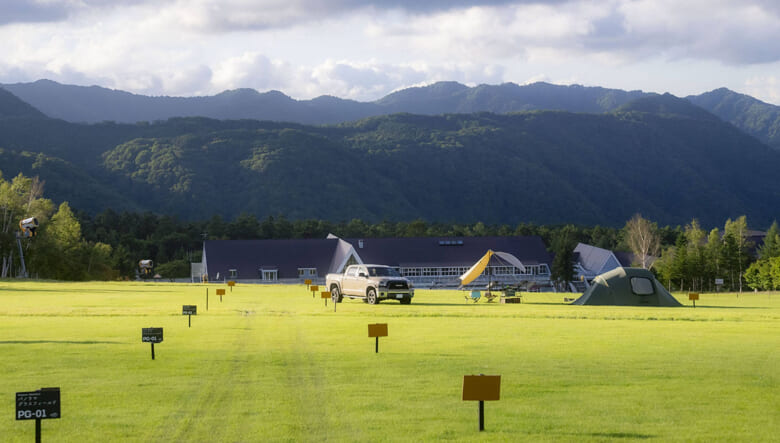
{"left": 388, "top": 280, "right": 409, "bottom": 290}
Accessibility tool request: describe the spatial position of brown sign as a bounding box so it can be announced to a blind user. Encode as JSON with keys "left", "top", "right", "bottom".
{"left": 368, "top": 323, "right": 388, "bottom": 337}
{"left": 310, "top": 285, "right": 319, "bottom": 292}
{"left": 216, "top": 289, "right": 226, "bottom": 296}
{"left": 321, "top": 291, "right": 331, "bottom": 299}
{"left": 462, "top": 375, "right": 501, "bottom": 401}
{"left": 227, "top": 280, "right": 236, "bottom": 287}
{"left": 688, "top": 292, "right": 699, "bottom": 300}
{"left": 304, "top": 279, "right": 312, "bottom": 285}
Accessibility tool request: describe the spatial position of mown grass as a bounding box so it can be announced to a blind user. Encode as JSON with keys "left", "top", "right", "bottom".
{"left": 0, "top": 281, "right": 777, "bottom": 442}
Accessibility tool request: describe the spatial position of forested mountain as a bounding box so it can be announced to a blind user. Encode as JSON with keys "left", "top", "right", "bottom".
{"left": 1, "top": 80, "right": 650, "bottom": 125}
{"left": 687, "top": 88, "right": 780, "bottom": 150}
{"left": 5, "top": 79, "right": 779, "bottom": 151}
{"left": 0, "top": 87, "right": 777, "bottom": 228}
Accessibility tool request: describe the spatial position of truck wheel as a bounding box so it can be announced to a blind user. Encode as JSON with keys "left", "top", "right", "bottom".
{"left": 400, "top": 297, "right": 411, "bottom": 305}
{"left": 366, "top": 288, "right": 378, "bottom": 305}
{"left": 331, "top": 286, "right": 342, "bottom": 303}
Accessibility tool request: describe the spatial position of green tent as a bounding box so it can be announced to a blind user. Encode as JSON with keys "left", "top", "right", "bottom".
{"left": 572, "top": 267, "right": 682, "bottom": 307}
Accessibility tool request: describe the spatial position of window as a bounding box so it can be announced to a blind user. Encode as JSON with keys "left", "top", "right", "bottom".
{"left": 630, "top": 277, "right": 654, "bottom": 295}
{"left": 346, "top": 267, "right": 358, "bottom": 277}
{"left": 229, "top": 269, "right": 237, "bottom": 278}
{"left": 261, "top": 269, "right": 278, "bottom": 281}
{"left": 298, "top": 268, "right": 317, "bottom": 277}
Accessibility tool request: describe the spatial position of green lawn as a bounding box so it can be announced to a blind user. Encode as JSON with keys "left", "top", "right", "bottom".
{"left": 1, "top": 281, "right": 777, "bottom": 442}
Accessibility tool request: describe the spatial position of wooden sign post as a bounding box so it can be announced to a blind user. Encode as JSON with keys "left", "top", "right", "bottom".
{"left": 462, "top": 375, "right": 501, "bottom": 431}
{"left": 227, "top": 280, "right": 236, "bottom": 292}
{"left": 16, "top": 387, "right": 61, "bottom": 442}
{"left": 216, "top": 288, "right": 225, "bottom": 302}
{"left": 321, "top": 291, "right": 331, "bottom": 307}
{"left": 142, "top": 327, "right": 163, "bottom": 360}
{"left": 183, "top": 305, "right": 197, "bottom": 327}
{"left": 304, "top": 279, "right": 312, "bottom": 289}
{"left": 310, "top": 285, "right": 319, "bottom": 298}
{"left": 368, "top": 323, "right": 388, "bottom": 353}
{"left": 689, "top": 292, "right": 699, "bottom": 308}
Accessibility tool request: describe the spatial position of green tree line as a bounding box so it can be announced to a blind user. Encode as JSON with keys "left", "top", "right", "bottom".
{"left": 2, "top": 172, "right": 771, "bottom": 289}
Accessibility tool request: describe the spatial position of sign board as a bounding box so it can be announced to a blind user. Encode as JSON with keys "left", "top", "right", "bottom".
{"left": 304, "top": 279, "right": 312, "bottom": 285}
{"left": 182, "top": 305, "right": 197, "bottom": 315}
{"left": 715, "top": 278, "right": 724, "bottom": 285}
{"left": 16, "top": 388, "right": 61, "bottom": 420}
{"left": 142, "top": 327, "right": 163, "bottom": 343}
{"left": 462, "top": 375, "right": 501, "bottom": 401}
{"left": 310, "top": 285, "right": 319, "bottom": 292}
{"left": 688, "top": 293, "right": 699, "bottom": 301}
{"left": 321, "top": 291, "right": 331, "bottom": 299}
{"left": 216, "top": 289, "right": 226, "bottom": 296}
{"left": 368, "top": 323, "right": 388, "bottom": 337}
{"left": 227, "top": 280, "right": 236, "bottom": 287}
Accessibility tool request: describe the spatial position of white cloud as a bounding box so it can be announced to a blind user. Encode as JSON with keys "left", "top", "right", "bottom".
{"left": 0, "top": 0, "right": 779, "bottom": 104}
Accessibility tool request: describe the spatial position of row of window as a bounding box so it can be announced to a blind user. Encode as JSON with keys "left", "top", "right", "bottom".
{"left": 399, "top": 264, "right": 549, "bottom": 278}
{"left": 222, "top": 264, "right": 550, "bottom": 280}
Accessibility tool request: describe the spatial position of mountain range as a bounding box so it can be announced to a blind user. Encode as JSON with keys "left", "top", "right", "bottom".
{"left": 0, "top": 80, "right": 778, "bottom": 228}
{"left": 3, "top": 79, "right": 779, "bottom": 152}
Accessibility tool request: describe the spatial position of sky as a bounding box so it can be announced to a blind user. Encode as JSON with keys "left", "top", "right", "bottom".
{"left": 1, "top": 0, "right": 779, "bottom": 104}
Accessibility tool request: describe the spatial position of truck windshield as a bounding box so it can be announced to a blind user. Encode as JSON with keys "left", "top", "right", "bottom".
{"left": 367, "top": 266, "right": 400, "bottom": 277}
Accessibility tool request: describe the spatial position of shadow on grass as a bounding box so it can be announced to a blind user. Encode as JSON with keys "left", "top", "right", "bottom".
{"left": 588, "top": 432, "right": 655, "bottom": 439}
{"left": 0, "top": 340, "right": 122, "bottom": 344}
{"left": 0, "top": 287, "right": 178, "bottom": 293}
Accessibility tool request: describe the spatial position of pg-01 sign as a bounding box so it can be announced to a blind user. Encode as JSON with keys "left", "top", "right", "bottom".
{"left": 142, "top": 327, "right": 164, "bottom": 343}
{"left": 16, "top": 388, "right": 61, "bottom": 420}
{"left": 142, "top": 327, "right": 163, "bottom": 360}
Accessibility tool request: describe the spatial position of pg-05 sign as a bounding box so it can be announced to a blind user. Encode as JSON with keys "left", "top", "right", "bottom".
{"left": 16, "top": 387, "right": 61, "bottom": 420}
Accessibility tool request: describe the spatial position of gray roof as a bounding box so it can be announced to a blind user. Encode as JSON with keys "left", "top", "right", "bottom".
{"left": 203, "top": 239, "right": 345, "bottom": 280}
{"left": 574, "top": 243, "right": 623, "bottom": 275}
{"left": 346, "top": 236, "right": 551, "bottom": 268}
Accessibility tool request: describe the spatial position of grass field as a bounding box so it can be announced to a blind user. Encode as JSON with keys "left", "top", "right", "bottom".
{"left": 1, "top": 281, "right": 778, "bottom": 442}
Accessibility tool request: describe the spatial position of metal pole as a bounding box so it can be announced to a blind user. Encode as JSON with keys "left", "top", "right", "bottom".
{"left": 16, "top": 234, "right": 28, "bottom": 278}
{"left": 206, "top": 288, "right": 209, "bottom": 311}
{"left": 35, "top": 418, "right": 41, "bottom": 443}
{"left": 188, "top": 314, "right": 191, "bottom": 328}
{"left": 479, "top": 401, "right": 485, "bottom": 431}
{"left": 375, "top": 337, "right": 379, "bottom": 353}
{"left": 151, "top": 342, "right": 155, "bottom": 360}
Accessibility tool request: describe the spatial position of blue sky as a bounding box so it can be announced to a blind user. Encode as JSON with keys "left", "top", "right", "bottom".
{"left": 1, "top": 0, "right": 779, "bottom": 104}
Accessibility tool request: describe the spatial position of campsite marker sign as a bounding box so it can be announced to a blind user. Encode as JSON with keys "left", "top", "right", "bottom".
{"left": 182, "top": 305, "right": 197, "bottom": 327}
{"left": 216, "top": 288, "right": 225, "bottom": 302}
{"left": 462, "top": 375, "right": 501, "bottom": 431}
{"left": 142, "top": 327, "right": 163, "bottom": 360}
{"left": 689, "top": 292, "right": 699, "bottom": 308}
{"left": 368, "top": 323, "right": 388, "bottom": 353}
{"left": 310, "top": 285, "right": 319, "bottom": 298}
{"left": 16, "top": 387, "right": 61, "bottom": 442}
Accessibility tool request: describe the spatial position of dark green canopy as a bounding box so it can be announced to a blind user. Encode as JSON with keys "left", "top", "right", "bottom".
{"left": 572, "top": 267, "right": 682, "bottom": 307}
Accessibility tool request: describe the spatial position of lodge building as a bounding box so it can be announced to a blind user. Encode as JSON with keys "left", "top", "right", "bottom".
{"left": 197, "top": 235, "right": 553, "bottom": 289}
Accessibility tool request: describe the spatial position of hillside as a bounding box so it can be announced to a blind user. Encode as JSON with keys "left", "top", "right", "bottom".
{"left": 0, "top": 89, "right": 777, "bottom": 227}
{"left": 1, "top": 80, "right": 649, "bottom": 125}
{"left": 687, "top": 88, "right": 780, "bottom": 150}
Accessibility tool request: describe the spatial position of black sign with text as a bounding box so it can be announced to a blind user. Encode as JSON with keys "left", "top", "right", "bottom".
{"left": 142, "top": 327, "right": 163, "bottom": 343}
{"left": 16, "top": 388, "right": 61, "bottom": 420}
{"left": 182, "top": 305, "right": 197, "bottom": 315}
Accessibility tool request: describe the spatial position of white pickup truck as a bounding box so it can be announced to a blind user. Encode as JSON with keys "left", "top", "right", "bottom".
{"left": 326, "top": 264, "right": 414, "bottom": 305}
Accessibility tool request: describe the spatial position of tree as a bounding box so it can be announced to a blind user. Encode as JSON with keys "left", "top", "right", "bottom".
{"left": 758, "top": 221, "right": 780, "bottom": 259}
{"left": 0, "top": 173, "right": 54, "bottom": 277}
{"left": 550, "top": 224, "right": 579, "bottom": 291}
{"left": 724, "top": 216, "right": 752, "bottom": 292}
{"left": 623, "top": 214, "right": 660, "bottom": 269}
